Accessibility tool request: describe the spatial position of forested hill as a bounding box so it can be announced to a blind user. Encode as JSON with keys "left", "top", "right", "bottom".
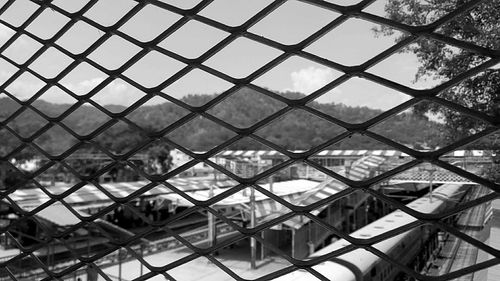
{"left": 0, "top": 88, "right": 445, "bottom": 155}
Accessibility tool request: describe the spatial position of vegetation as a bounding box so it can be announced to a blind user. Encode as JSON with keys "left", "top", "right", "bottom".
{"left": 378, "top": 0, "right": 500, "bottom": 182}
{"left": 0, "top": 88, "right": 445, "bottom": 156}
{"left": 144, "top": 141, "right": 173, "bottom": 176}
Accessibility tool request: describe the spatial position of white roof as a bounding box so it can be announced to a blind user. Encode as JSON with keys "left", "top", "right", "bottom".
{"left": 161, "top": 179, "right": 320, "bottom": 207}
{"left": 471, "top": 150, "right": 484, "bottom": 157}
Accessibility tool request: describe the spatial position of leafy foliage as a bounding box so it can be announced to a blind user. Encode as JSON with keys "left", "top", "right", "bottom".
{"left": 376, "top": 0, "right": 500, "bottom": 141}
{"left": 144, "top": 141, "right": 173, "bottom": 175}
{"left": 377, "top": 0, "right": 500, "bottom": 180}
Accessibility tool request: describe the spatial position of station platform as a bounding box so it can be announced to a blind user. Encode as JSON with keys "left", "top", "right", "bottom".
{"left": 427, "top": 186, "right": 499, "bottom": 281}
{"left": 473, "top": 199, "right": 500, "bottom": 281}
{"left": 0, "top": 248, "right": 20, "bottom": 263}
{"left": 63, "top": 236, "right": 291, "bottom": 281}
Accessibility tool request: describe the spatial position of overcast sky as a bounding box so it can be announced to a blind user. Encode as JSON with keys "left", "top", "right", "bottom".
{"left": 0, "top": 0, "right": 439, "bottom": 110}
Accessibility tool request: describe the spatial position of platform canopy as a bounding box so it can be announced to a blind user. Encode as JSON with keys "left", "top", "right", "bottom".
{"left": 3, "top": 178, "right": 236, "bottom": 210}
{"left": 159, "top": 179, "right": 321, "bottom": 219}
{"left": 265, "top": 155, "right": 387, "bottom": 229}
{"left": 214, "top": 149, "right": 490, "bottom": 159}
{"left": 31, "top": 203, "right": 86, "bottom": 227}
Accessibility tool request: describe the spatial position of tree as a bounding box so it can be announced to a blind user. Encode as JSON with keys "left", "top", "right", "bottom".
{"left": 376, "top": 1, "right": 499, "bottom": 127}
{"left": 377, "top": 0, "right": 499, "bottom": 179}
{"left": 0, "top": 129, "right": 35, "bottom": 190}
{"left": 145, "top": 141, "right": 173, "bottom": 175}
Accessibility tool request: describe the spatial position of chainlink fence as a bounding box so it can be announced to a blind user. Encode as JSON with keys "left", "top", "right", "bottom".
{"left": 0, "top": 0, "right": 499, "bottom": 281}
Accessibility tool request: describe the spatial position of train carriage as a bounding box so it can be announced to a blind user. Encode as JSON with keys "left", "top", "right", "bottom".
{"left": 275, "top": 183, "right": 468, "bottom": 281}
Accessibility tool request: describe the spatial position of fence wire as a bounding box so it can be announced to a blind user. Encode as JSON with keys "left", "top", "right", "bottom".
{"left": 0, "top": 0, "right": 499, "bottom": 280}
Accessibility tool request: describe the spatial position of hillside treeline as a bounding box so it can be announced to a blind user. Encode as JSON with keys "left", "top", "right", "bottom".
{"left": 0, "top": 88, "right": 446, "bottom": 156}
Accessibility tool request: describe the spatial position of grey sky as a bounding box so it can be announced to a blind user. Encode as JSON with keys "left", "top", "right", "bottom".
{"left": 0, "top": 0, "right": 436, "bottom": 110}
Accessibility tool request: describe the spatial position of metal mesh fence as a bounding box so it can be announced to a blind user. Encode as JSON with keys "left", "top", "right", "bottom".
{"left": 0, "top": 0, "right": 499, "bottom": 280}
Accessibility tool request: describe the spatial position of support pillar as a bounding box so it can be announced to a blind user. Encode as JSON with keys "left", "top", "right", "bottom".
{"left": 208, "top": 185, "right": 217, "bottom": 248}
{"left": 364, "top": 201, "right": 369, "bottom": 225}
{"left": 250, "top": 186, "right": 256, "bottom": 269}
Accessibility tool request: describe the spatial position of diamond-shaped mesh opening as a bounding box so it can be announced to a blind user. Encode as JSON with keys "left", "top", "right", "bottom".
{"left": 306, "top": 18, "right": 406, "bottom": 66}
{"left": 90, "top": 79, "right": 146, "bottom": 112}
{"left": 208, "top": 89, "right": 287, "bottom": 129}
{"left": 29, "top": 47, "right": 73, "bottom": 79}
{"left": 26, "top": 8, "right": 70, "bottom": 40}
{"left": 208, "top": 239, "right": 295, "bottom": 279}
{"left": 363, "top": 0, "right": 449, "bottom": 26}
{"left": 1, "top": 0, "right": 499, "bottom": 280}
{"left": 134, "top": 139, "right": 174, "bottom": 177}
{"left": 0, "top": 95, "right": 21, "bottom": 122}
{"left": 127, "top": 96, "right": 190, "bottom": 131}
{"left": 7, "top": 108, "right": 48, "bottom": 138}
{"left": 58, "top": 62, "right": 108, "bottom": 96}
{"left": 162, "top": 69, "right": 235, "bottom": 107}
{"left": 83, "top": 0, "right": 136, "bottom": 27}
{"left": 61, "top": 103, "right": 112, "bottom": 136}
{"left": 33, "top": 160, "right": 82, "bottom": 187}
{"left": 438, "top": 132, "right": 500, "bottom": 178}
{"left": 257, "top": 109, "right": 347, "bottom": 151}
{"left": 434, "top": 2, "right": 500, "bottom": 49}
{"left": 381, "top": 163, "right": 480, "bottom": 194}
{"left": 0, "top": 58, "right": 18, "bottom": 85}
{"left": 204, "top": 37, "right": 283, "bottom": 79}
{"left": 119, "top": 4, "right": 182, "bottom": 43}
{"left": 123, "top": 50, "right": 187, "bottom": 88}
{"left": 168, "top": 116, "right": 238, "bottom": 152}
{"left": 249, "top": 0, "right": 340, "bottom": 45}
{"left": 94, "top": 120, "right": 148, "bottom": 156}
{"left": 436, "top": 68, "right": 500, "bottom": 116}
{"left": 88, "top": 35, "right": 142, "bottom": 71}
{"left": 56, "top": 20, "right": 102, "bottom": 55}
{"left": 199, "top": 0, "right": 274, "bottom": 27}
{"left": 34, "top": 125, "right": 79, "bottom": 156}
{"left": 159, "top": 19, "right": 229, "bottom": 59}
{"left": 422, "top": 214, "right": 496, "bottom": 279}
{"left": 214, "top": 142, "right": 292, "bottom": 179}
{"left": 310, "top": 77, "right": 412, "bottom": 116}
{"left": 0, "top": 0, "right": 38, "bottom": 27}
{"left": 253, "top": 55, "right": 343, "bottom": 98}
{"left": 368, "top": 38, "right": 492, "bottom": 89}
{"left": 61, "top": 144, "right": 112, "bottom": 177}
{"left": 5, "top": 71, "right": 46, "bottom": 101}
{"left": 370, "top": 101, "right": 495, "bottom": 151}
{"left": 5, "top": 34, "right": 42, "bottom": 64}
{"left": 8, "top": 144, "right": 47, "bottom": 172}
{"left": 2, "top": 34, "right": 42, "bottom": 65}
{"left": 33, "top": 86, "right": 78, "bottom": 116}
{"left": 51, "top": 0, "right": 87, "bottom": 13}
{"left": 0, "top": 127, "right": 20, "bottom": 157}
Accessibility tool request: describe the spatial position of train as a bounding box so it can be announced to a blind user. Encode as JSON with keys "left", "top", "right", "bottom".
{"left": 274, "top": 183, "right": 468, "bottom": 281}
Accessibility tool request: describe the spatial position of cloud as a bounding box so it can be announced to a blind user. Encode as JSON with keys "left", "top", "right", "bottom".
{"left": 64, "top": 78, "right": 145, "bottom": 106}
{"left": 316, "top": 77, "right": 412, "bottom": 110}
{"left": 0, "top": 25, "right": 14, "bottom": 42}
{"left": 4, "top": 76, "right": 146, "bottom": 106}
{"left": 285, "top": 68, "right": 411, "bottom": 110}
{"left": 2, "top": 71, "right": 45, "bottom": 100}
{"left": 289, "top": 66, "right": 338, "bottom": 94}
{"left": 92, "top": 80, "right": 144, "bottom": 106}
{"left": 65, "top": 77, "right": 105, "bottom": 96}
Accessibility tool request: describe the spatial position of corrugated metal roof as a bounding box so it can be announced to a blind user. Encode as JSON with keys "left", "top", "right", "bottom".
{"left": 277, "top": 155, "right": 386, "bottom": 229}
{"left": 34, "top": 203, "right": 86, "bottom": 226}
{"left": 159, "top": 179, "right": 320, "bottom": 209}
{"left": 212, "top": 150, "right": 486, "bottom": 159}
{"left": 4, "top": 178, "right": 237, "bottom": 210}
